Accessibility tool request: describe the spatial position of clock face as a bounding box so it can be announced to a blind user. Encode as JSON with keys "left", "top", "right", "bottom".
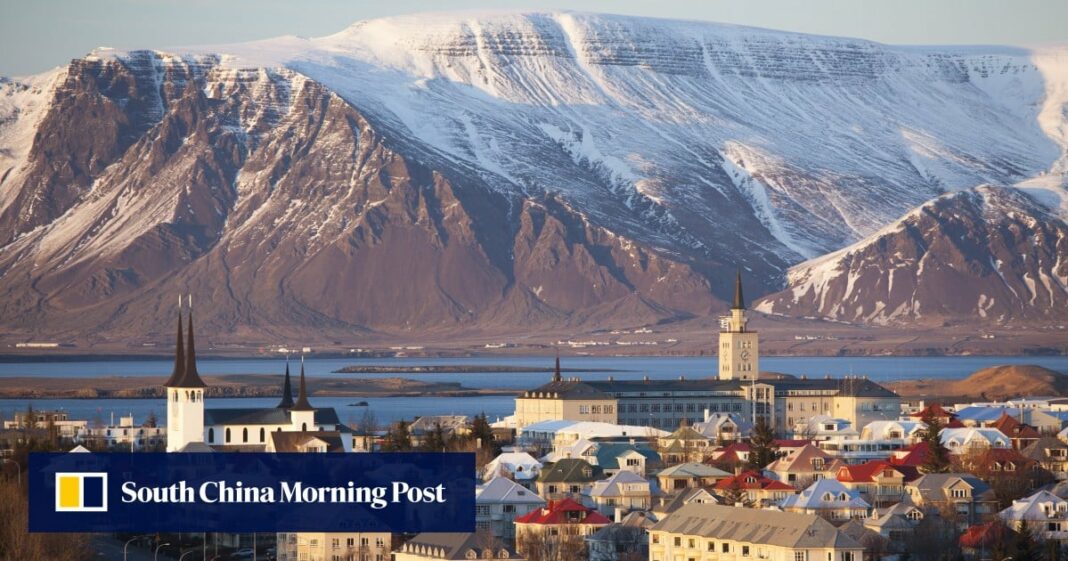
{"left": 740, "top": 350, "right": 750, "bottom": 360}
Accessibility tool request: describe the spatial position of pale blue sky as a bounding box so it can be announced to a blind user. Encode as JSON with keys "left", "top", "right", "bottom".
{"left": 2, "top": 0, "right": 1067, "bottom": 76}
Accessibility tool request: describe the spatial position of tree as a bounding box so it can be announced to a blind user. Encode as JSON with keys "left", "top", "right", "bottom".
{"left": 383, "top": 420, "right": 412, "bottom": 452}
{"left": 470, "top": 413, "right": 494, "bottom": 450}
{"left": 517, "top": 529, "right": 587, "bottom": 561}
{"left": 920, "top": 412, "right": 952, "bottom": 474}
{"left": 144, "top": 411, "right": 159, "bottom": 428}
{"left": 746, "top": 417, "right": 778, "bottom": 470}
{"left": 719, "top": 477, "right": 753, "bottom": 508}
{"left": 0, "top": 477, "right": 91, "bottom": 560}
{"left": 1013, "top": 520, "right": 1043, "bottom": 561}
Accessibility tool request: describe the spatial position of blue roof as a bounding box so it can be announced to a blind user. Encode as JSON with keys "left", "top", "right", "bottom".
{"left": 594, "top": 443, "right": 660, "bottom": 470}
{"left": 953, "top": 406, "right": 1019, "bottom": 422}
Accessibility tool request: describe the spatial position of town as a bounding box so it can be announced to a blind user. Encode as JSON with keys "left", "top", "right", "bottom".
{"left": 2, "top": 278, "right": 1066, "bottom": 561}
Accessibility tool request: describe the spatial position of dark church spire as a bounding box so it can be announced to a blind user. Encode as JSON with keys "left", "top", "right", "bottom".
{"left": 164, "top": 295, "right": 186, "bottom": 387}
{"left": 277, "top": 355, "right": 294, "bottom": 408}
{"left": 731, "top": 270, "right": 746, "bottom": 310}
{"left": 552, "top": 352, "right": 562, "bottom": 383}
{"left": 168, "top": 294, "right": 207, "bottom": 388}
{"left": 290, "top": 355, "right": 314, "bottom": 411}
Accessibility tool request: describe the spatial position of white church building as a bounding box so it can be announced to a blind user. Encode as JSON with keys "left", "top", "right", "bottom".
{"left": 164, "top": 302, "right": 351, "bottom": 453}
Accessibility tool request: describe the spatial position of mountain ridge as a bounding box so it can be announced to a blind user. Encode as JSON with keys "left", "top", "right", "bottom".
{"left": 1, "top": 11, "right": 1067, "bottom": 341}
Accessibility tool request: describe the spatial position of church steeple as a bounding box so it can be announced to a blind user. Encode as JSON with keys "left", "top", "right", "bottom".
{"left": 277, "top": 355, "right": 294, "bottom": 408}
{"left": 177, "top": 296, "right": 207, "bottom": 388}
{"left": 163, "top": 296, "right": 186, "bottom": 387}
{"left": 552, "top": 352, "right": 562, "bottom": 383}
{"left": 731, "top": 270, "right": 746, "bottom": 310}
{"left": 290, "top": 355, "right": 314, "bottom": 411}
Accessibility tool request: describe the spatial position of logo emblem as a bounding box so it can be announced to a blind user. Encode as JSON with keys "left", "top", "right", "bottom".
{"left": 55, "top": 472, "right": 108, "bottom": 512}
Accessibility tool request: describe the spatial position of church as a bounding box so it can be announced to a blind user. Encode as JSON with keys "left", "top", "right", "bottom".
{"left": 164, "top": 300, "right": 352, "bottom": 453}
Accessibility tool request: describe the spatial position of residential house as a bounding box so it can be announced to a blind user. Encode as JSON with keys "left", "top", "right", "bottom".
{"left": 536, "top": 458, "right": 604, "bottom": 501}
{"left": 279, "top": 533, "right": 389, "bottom": 561}
{"left": 476, "top": 477, "right": 546, "bottom": 544}
{"left": 408, "top": 415, "right": 469, "bottom": 448}
{"left": 648, "top": 503, "right": 864, "bottom": 561}
{"left": 514, "top": 498, "right": 612, "bottom": 554}
{"left": 593, "top": 442, "right": 661, "bottom": 477}
{"left": 266, "top": 431, "right": 347, "bottom": 453}
{"left": 658, "top": 424, "right": 713, "bottom": 464}
{"left": 860, "top": 420, "right": 927, "bottom": 445}
{"left": 394, "top": 533, "right": 519, "bottom": 561}
{"left": 652, "top": 488, "right": 718, "bottom": 519}
{"left": 764, "top": 443, "right": 844, "bottom": 489}
{"left": 990, "top": 413, "right": 1041, "bottom": 450}
{"left": 906, "top": 474, "right": 998, "bottom": 527}
{"left": 939, "top": 428, "right": 1011, "bottom": 454}
{"left": 586, "top": 512, "right": 653, "bottom": 561}
{"left": 588, "top": 470, "right": 653, "bottom": 517}
{"left": 835, "top": 461, "right": 917, "bottom": 508}
{"left": 780, "top": 478, "right": 871, "bottom": 521}
{"left": 865, "top": 499, "right": 926, "bottom": 541}
{"left": 1022, "top": 436, "right": 1068, "bottom": 478}
{"left": 483, "top": 451, "right": 543, "bottom": 484}
{"left": 692, "top": 412, "right": 750, "bottom": 444}
{"left": 656, "top": 463, "right": 731, "bottom": 492}
{"left": 713, "top": 470, "right": 796, "bottom": 507}
{"left": 792, "top": 415, "right": 858, "bottom": 442}
{"left": 999, "top": 490, "right": 1068, "bottom": 544}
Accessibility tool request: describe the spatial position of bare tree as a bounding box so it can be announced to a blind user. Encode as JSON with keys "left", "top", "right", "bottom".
{"left": 0, "top": 478, "right": 90, "bottom": 560}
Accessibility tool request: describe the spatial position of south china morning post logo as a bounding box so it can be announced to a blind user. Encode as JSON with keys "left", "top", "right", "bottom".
{"left": 54, "top": 472, "right": 108, "bottom": 512}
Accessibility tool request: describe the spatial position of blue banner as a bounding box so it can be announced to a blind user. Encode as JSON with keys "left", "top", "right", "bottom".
{"left": 29, "top": 452, "right": 476, "bottom": 533}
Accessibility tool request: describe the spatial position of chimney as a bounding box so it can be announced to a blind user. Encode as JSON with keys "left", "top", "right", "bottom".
{"left": 614, "top": 507, "right": 624, "bottom": 523}
{"left": 704, "top": 409, "right": 710, "bottom": 422}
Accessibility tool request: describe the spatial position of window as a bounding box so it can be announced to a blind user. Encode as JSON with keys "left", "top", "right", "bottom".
{"left": 742, "top": 545, "right": 750, "bottom": 557}
{"left": 208, "top": 428, "right": 215, "bottom": 443}
{"left": 674, "top": 537, "right": 681, "bottom": 546}
{"left": 225, "top": 428, "right": 231, "bottom": 443}
{"left": 260, "top": 427, "right": 266, "bottom": 442}
{"left": 243, "top": 428, "right": 249, "bottom": 443}
{"left": 722, "top": 543, "right": 729, "bottom": 553}
{"left": 795, "top": 553, "right": 806, "bottom": 561}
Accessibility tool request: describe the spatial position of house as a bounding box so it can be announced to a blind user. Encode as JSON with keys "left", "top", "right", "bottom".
{"left": 648, "top": 503, "right": 864, "bottom": 561}
{"left": 658, "top": 424, "right": 713, "bottom": 464}
{"left": 586, "top": 512, "right": 653, "bottom": 561}
{"left": 82, "top": 414, "right": 165, "bottom": 450}
{"left": 692, "top": 412, "right": 750, "bottom": 443}
{"left": 906, "top": 474, "right": 998, "bottom": 527}
{"left": 656, "top": 463, "right": 731, "bottom": 491}
{"left": 518, "top": 420, "right": 667, "bottom": 453}
{"left": 593, "top": 442, "right": 661, "bottom": 477}
{"left": 588, "top": 470, "right": 653, "bottom": 516}
{"left": 835, "top": 461, "right": 917, "bottom": 508}
{"left": 476, "top": 476, "right": 546, "bottom": 544}
{"left": 779, "top": 478, "right": 871, "bottom": 521}
{"left": 1022, "top": 436, "right": 1068, "bottom": 478}
{"left": 514, "top": 498, "right": 612, "bottom": 554}
{"left": 652, "top": 488, "right": 719, "bottom": 519}
{"left": 959, "top": 520, "right": 1015, "bottom": 557}
{"left": 764, "top": 443, "right": 844, "bottom": 489}
{"left": 712, "top": 470, "right": 796, "bottom": 507}
{"left": 266, "top": 431, "right": 346, "bottom": 453}
{"left": 408, "top": 415, "right": 469, "bottom": 447}
{"left": 792, "top": 415, "right": 857, "bottom": 441}
{"left": 536, "top": 458, "right": 604, "bottom": 500}
{"left": 911, "top": 403, "right": 959, "bottom": 426}
{"left": 860, "top": 420, "right": 927, "bottom": 444}
{"left": 483, "top": 451, "right": 543, "bottom": 484}
{"left": 939, "top": 427, "right": 1011, "bottom": 454}
{"left": 953, "top": 446, "right": 1039, "bottom": 478}
{"left": 865, "top": 499, "right": 926, "bottom": 540}
{"left": 990, "top": 413, "right": 1041, "bottom": 450}
{"left": 999, "top": 490, "right": 1068, "bottom": 544}
{"left": 394, "top": 533, "right": 520, "bottom": 561}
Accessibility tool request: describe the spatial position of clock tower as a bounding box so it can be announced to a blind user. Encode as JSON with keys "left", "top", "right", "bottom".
{"left": 718, "top": 271, "right": 759, "bottom": 381}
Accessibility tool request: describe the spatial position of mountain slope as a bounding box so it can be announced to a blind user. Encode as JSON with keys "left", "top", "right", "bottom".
{"left": 1, "top": 12, "right": 1067, "bottom": 341}
{"left": 755, "top": 186, "right": 1068, "bottom": 324}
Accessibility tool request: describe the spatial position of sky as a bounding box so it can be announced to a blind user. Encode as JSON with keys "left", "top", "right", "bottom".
{"left": 2, "top": 0, "right": 1067, "bottom": 76}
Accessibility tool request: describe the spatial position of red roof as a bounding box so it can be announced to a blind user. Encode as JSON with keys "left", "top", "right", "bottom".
{"left": 773, "top": 439, "right": 813, "bottom": 448}
{"left": 713, "top": 470, "right": 794, "bottom": 491}
{"left": 836, "top": 460, "right": 920, "bottom": 483}
{"left": 955, "top": 447, "right": 1037, "bottom": 472}
{"left": 992, "top": 413, "right": 1041, "bottom": 440}
{"left": 514, "top": 498, "right": 612, "bottom": 526}
{"left": 888, "top": 442, "right": 929, "bottom": 467}
{"left": 913, "top": 403, "right": 956, "bottom": 420}
{"left": 960, "top": 521, "right": 1012, "bottom": 549}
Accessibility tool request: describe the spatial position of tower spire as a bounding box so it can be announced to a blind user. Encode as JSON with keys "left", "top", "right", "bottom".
{"left": 291, "top": 354, "right": 313, "bottom": 411}
{"left": 552, "top": 350, "right": 562, "bottom": 383}
{"left": 731, "top": 269, "right": 746, "bottom": 310}
{"left": 277, "top": 354, "right": 294, "bottom": 408}
{"left": 164, "top": 295, "right": 185, "bottom": 387}
{"left": 171, "top": 294, "right": 207, "bottom": 388}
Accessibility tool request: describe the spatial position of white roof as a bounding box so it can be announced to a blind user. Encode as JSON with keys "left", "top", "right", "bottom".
{"left": 476, "top": 476, "right": 547, "bottom": 505}
{"left": 589, "top": 470, "right": 650, "bottom": 498}
{"left": 521, "top": 420, "right": 669, "bottom": 439}
{"left": 484, "top": 451, "right": 543, "bottom": 481}
{"left": 780, "top": 479, "right": 870, "bottom": 511}
{"left": 939, "top": 427, "right": 1011, "bottom": 450}
{"left": 1000, "top": 490, "right": 1068, "bottom": 522}
{"left": 862, "top": 420, "right": 926, "bottom": 438}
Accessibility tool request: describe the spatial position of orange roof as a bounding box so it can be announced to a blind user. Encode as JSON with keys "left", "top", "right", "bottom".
{"left": 913, "top": 403, "right": 956, "bottom": 420}
{"left": 836, "top": 460, "right": 920, "bottom": 483}
{"left": 992, "top": 413, "right": 1041, "bottom": 440}
{"left": 960, "top": 521, "right": 1011, "bottom": 549}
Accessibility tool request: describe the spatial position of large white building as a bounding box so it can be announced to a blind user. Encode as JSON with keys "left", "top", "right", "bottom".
{"left": 164, "top": 303, "right": 351, "bottom": 453}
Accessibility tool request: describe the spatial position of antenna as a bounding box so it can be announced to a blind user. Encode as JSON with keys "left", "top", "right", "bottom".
{"left": 188, "top": 293, "right": 193, "bottom": 310}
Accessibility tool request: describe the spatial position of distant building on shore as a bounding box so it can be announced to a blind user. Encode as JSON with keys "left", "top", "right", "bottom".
{"left": 514, "top": 273, "right": 901, "bottom": 434}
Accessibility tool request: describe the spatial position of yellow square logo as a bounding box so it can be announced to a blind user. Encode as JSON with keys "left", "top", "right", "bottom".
{"left": 55, "top": 472, "right": 108, "bottom": 512}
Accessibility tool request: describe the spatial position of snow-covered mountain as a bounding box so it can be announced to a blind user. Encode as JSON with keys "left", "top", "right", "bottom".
{"left": 1, "top": 11, "right": 1067, "bottom": 340}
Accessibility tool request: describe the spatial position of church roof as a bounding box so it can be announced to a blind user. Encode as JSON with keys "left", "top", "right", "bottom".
{"left": 164, "top": 305, "right": 207, "bottom": 388}
{"left": 732, "top": 270, "right": 746, "bottom": 310}
{"left": 276, "top": 358, "right": 294, "bottom": 408}
{"left": 203, "top": 407, "right": 341, "bottom": 426}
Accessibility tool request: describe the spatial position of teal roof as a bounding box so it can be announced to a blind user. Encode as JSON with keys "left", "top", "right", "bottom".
{"left": 595, "top": 443, "right": 661, "bottom": 470}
